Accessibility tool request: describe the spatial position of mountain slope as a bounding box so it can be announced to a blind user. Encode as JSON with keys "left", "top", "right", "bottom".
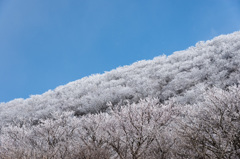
{"left": 0, "top": 31, "right": 240, "bottom": 124}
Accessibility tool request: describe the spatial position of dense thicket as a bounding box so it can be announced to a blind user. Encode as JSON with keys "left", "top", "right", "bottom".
{"left": 0, "top": 31, "right": 240, "bottom": 124}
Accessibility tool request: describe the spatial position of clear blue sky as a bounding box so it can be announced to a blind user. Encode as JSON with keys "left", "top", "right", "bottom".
{"left": 0, "top": 0, "right": 240, "bottom": 102}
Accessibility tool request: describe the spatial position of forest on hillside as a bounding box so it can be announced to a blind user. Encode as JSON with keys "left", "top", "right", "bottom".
{"left": 1, "top": 86, "right": 240, "bottom": 158}
{"left": 0, "top": 32, "right": 240, "bottom": 158}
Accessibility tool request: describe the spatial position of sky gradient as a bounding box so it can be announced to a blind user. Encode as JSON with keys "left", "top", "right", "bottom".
{"left": 0, "top": 0, "right": 240, "bottom": 102}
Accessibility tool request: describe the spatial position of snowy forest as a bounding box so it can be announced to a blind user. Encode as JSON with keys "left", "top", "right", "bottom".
{"left": 0, "top": 31, "right": 240, "bottom": 158}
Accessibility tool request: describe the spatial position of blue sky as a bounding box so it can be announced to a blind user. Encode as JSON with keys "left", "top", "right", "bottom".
{"left": 0, "top": 0, "right": 240, "bottom": 102}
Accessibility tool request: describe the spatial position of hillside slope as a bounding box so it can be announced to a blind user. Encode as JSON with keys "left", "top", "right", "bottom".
{"left": 0, "top": 31, "right": 240, "bottom": 124}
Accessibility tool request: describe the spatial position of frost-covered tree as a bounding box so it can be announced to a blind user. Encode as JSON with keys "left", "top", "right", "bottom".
{"left": 0, "top": 98, "right": 179, "bottom": 159}
{"left": 176, "top": 85, "right": 240, "bottom": 159}
{"left": 1, "top": 86, "right": 240, "bottom": 158}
